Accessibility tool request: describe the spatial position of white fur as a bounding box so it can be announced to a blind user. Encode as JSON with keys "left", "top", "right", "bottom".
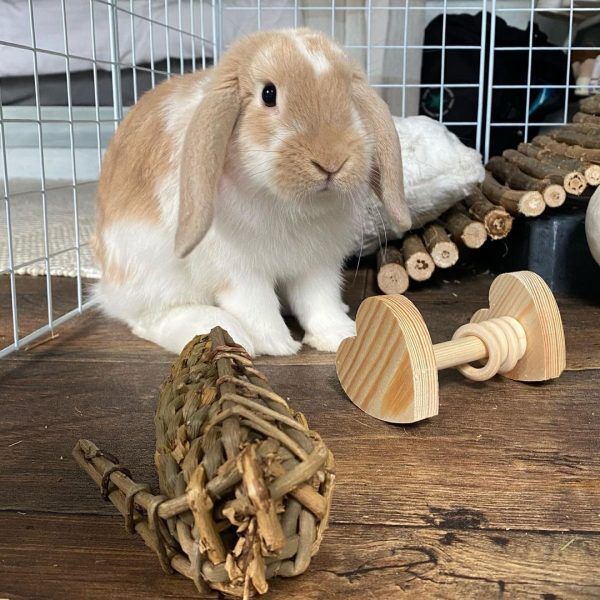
{"left": 290, "top": 33, "right": 331, "bottom": 76}
{"left": 161, "top": 78, "right": 206, "bottom": 144}
{"left": 238, "top": 111, "right": 287, "bottom": 192}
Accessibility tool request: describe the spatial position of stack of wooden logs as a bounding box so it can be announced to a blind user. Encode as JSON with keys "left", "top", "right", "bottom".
{"left": 377, "top": 94, "right": 600, "bottom": 295}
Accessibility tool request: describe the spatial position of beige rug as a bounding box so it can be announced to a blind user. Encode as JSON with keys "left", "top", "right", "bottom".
{"left": 0, "top": 180, "right": 100, "bottom": 279}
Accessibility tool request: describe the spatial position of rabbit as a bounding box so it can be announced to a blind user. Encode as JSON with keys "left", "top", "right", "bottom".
{"left": 93, "top": 28, "right": 410, "bottom": 357}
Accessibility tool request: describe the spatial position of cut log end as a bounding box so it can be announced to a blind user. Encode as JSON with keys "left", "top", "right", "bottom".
{"left": 402, "top": 234, "right": 435, "bottom": 282}
{"left": 422, "top": 223, "right": 459, "bottom": 269}
{"left": 579, "top": 95, "right": 600, "bottom": 116}
{"left": 563, "top": 172, "right": 587, "bottom": 196}
{"left": 377, "top": 263, "right": 409, "bottom": 295}
{"left": 483, "top": 209, "right": 513, "bottom": 240}
{"left": 482, "top": 172, "right": 544, "bottom": 217}
{"left": 542, "top": 184, "right": 566, "bottom": 208}
{"left": 429, "top": 241, "right": 459, "bottom": 269}
{"left": 518, "top": 191, "right": 546, "bottom": 217}
{"left": 584, "top": 164, "right": 600, "bottom": 186}
{"left": 461, "top": 222, "right": 487, "bottom": 248}
{"left": 463, "top": 192, "right": 513, "bottom": 239}
{"left": 405, "top": 253, "right": 435, "bottom": 282}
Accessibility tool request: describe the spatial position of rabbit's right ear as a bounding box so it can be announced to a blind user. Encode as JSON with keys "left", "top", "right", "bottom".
{"left": 175, "top": 67, "right": 241, "bottom": 258}
{"left": 352, "top": 74, "right": 411, "bottom": 232}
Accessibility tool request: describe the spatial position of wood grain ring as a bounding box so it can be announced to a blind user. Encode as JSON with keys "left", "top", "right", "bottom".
{"left": 452, "top": 322, "right": 502, "bottom": 382}
{"left": 479, "top": 320, "right": 509, "bottom": 370}
{"left": 491, "top": 317, "right": 525, "bottom": 373}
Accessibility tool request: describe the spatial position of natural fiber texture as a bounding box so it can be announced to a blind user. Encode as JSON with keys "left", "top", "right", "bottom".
{"left": 73, "top": 327, "right": 335, "bottom": 598}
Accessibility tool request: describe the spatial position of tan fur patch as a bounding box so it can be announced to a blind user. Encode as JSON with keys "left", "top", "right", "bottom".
{"left": 95, "top": 72, "right": 210, "bottom": 267}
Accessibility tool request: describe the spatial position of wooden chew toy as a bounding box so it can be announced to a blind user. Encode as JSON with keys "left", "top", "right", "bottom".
{"left": 74, "top": 328, "right": 335, "bottom": 598}
{"left": 336, "top": 271, "right": 566, "bottom": 424}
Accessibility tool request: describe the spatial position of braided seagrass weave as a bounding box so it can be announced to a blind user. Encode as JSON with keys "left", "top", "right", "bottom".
{"left": 73, "top": 327, "right": 335, "bottom": 598}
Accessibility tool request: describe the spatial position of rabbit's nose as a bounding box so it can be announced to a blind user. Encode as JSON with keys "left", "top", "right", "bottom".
{"left": 311, "top": 157, "right": 348, "bottom": 177}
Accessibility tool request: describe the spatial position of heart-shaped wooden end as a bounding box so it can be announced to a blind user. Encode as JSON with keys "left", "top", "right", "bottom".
{"left": 470, "top": 271, "right": 566, "bottom": 381}
{"left": 336, "top": 295, "right": 439, "bottom": 423}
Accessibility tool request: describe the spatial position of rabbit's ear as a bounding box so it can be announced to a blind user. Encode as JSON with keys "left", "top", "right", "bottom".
{"left": 175, "top": 68, "right": 241, "bottom": 258}
{"left": 353, "top": 77, "right": 411, "bottom": 232}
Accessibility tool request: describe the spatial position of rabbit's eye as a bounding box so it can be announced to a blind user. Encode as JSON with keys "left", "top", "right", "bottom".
{"left": 262, "top": 84, "right": 277, "bottom": 107}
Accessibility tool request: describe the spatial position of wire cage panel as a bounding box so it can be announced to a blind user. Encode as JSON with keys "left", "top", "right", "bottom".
{"left": 0, "top": 0, "right": 218, "bottom": 358}
{"left": 1, "top": 0, "right": 598, "bottom": 357}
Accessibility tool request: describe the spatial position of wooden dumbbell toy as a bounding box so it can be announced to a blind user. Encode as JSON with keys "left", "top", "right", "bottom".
{"left": 336, "top": 271, "right": 566, "bottom": 423}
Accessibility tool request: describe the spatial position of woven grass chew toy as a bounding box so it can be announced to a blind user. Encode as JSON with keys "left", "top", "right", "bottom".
{"left": 73, "top": 327, "right": 334, "bottom": 598}
{"left": 336, "top": 271, "right": 566, "bottom": 424}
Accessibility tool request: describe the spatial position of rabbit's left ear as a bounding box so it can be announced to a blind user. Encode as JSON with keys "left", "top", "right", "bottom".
{"left": 175, "top": 65, "right": 241, "bottom": 258}
{"left": 353, "top": 76, "right": 411, "bottom": 231}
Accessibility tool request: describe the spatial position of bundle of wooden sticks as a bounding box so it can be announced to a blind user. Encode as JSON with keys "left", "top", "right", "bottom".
{"left": 377, "top": 95, "right": 600, "bottom": 295}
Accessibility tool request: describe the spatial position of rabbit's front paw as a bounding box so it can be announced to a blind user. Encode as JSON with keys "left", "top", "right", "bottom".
{"left": 252, "top": 332, "right": 302, "bottom": 357}
{"left": 304, "top": 321, "right": 356, "bottom": 353}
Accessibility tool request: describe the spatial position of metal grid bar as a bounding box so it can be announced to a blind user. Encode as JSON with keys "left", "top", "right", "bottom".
{"left": 6, "top": 182, "right": 97, "bottom": 201}
{"left": 218, "top": 4, "right": 599, "bottom": 11}
{"left": 90, "top": 0, "right": 104, "bottom": 171}
{"left": 0, "top": 302, "right": 95, "bottom": 359}
{"left": 475, "top": 0, "right": 487, "bottom": 153}
{"left": 400, "top": 0, "right": 409, "bottom": 117}
{"left": 60, "top": 0, "right": 83, "bottom": 311}
{"left": 4, "top": 36, "right": 593, "bottom": 58}
{"left": 27, "top": 0, "right": 54, "bottom": 333}
{"left": 0, "top": 86, "right": 20, "bottom": 348}
{"left": 484, "top": 0, "right": 497, "bottom": 161}
{"left": 438, "top": 0, "right": 448, "bottom": 124}
{"left": 562, "top": 2, "right": 575, "bottom": 124}
{"left": 1, "top": 245, "right": 82, "bottom": 276}
{"left": 366, "top": 0, "right": 372, "bottom": 84}
{"left": 130, "top": 1, "right": 139, "bottom": 101}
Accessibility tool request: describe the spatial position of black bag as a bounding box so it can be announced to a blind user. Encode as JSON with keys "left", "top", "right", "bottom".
{"left": 419, "top": 12, "right": 571, "bottom": 156}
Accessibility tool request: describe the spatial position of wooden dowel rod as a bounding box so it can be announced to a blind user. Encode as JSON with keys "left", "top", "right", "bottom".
{"left": 433, "top": 337, "right": 488, "bottom": 371}
{"left": 481, "top": 172, "right": 545, "bottom": 217}
{"left": 402, "top": 234, "right": 435, "bottom": 282}
{"left": 579, "top": 95, "right": 600, "bottom": 116}
{"left": 377, "top": 247, "right": 409, "bottom": 294}
{"left": 532, "top": 134, "right": 600, "bottom": 165}
{"left": 503, "top": 149, "right": 587, "bottom": 195}
{"left": 422, "top": 223, "right": 459, "bottom": 268}
{"left": 573, "top": 111, "right": 600, "bottom": 126}
{"left": 517, "top": 143, "right": 596, "bottom": 195}
{"left": 462, "top": 191, "right": 513, "bottom": 240}
{"left": 486, "top": 155, "right": 565, "bottom": 205}
{"left": 441, "top": 207, "right": 487, "bottom": 249}
{"left": 568, "top": 122, "right": 600, "bottom": 135}
{"left": 517, "top": 142, "right": 582, "bottom": 173}
{"left": 486, "top": 156, "right": 548, "bottom": 191}
{"left": 550, "top": 127, "right": 600, "bottom": 150}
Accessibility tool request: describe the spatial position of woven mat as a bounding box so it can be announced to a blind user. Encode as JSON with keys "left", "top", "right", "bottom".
{"left": 0, "top": 180, "right": 100, "bottom": 279}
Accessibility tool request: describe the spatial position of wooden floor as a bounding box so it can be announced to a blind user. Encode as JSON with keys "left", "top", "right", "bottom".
{"left": 1, "top": 268, "right": 599, "bottom": 599}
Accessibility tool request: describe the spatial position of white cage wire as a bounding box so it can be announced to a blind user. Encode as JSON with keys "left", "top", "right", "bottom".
{"left": 1, "top": 0, "right": 598, "bottom": 357}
